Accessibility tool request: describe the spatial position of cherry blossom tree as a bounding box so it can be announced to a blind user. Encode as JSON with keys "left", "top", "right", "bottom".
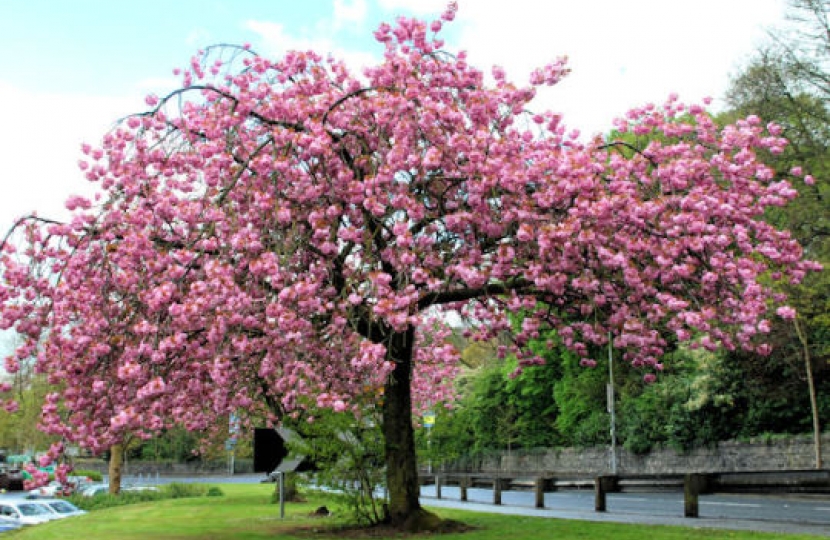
{"left": 0, "top": 4, "right": 821, "bottom": 528}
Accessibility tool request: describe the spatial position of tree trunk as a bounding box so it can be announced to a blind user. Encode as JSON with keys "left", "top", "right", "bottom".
{"left": 794, "top": 317, "right": 822, "bottom": 469}
{"left": 382, "top": 327, "right": 426, "bottom": 527}
{"left": 108, "top": 444, "right": 123, "bottom": 495}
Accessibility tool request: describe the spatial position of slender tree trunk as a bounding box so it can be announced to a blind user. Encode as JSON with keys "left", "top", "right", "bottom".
{"left": 382, "top": 327, "right": 424, "bottom": 526}
{"left": 794, "top": 317, "right": 822, "bottom": 469}
{"left": 108, "top": 444, "right": 123, "bottom": 494}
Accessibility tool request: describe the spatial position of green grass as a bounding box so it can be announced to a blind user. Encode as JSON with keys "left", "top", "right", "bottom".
{"left": 3, "top": 484, "right": 821, "bottom": 540}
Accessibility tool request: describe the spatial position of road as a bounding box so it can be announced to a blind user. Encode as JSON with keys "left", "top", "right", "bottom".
{"left": 418, "top": 483, "right": 830, "bottom": 536}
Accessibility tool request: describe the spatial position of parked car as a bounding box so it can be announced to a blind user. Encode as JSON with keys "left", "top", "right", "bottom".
{"left": 27, "top": 480, "right": 68, "bottom": 498}
{"left": 0, "top": 498, "right": 61, "bottom": 525}
{"left": 78, "top": 483, "right": 158, "bottom": 497}
{"left": 35, "top": 499, "right": 86, "bottom": 518}
{"left": 78, "top": 483, "right": 109, "bottom": 497}
{"left": 0, "top": 466, "right": 24, "bottom": 492}
{"left": 0, "top": 520, "right": 21, "bottom": 532}
{"left": 123, "top": 485, "right": 159, "bottom": 493}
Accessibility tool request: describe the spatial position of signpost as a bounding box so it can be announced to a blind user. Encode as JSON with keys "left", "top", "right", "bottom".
{"left": 227, "top": 413, "right": 240, "bottom": 475}
{"left": 607, "top": 337, "right": 617, "bottom": 474}
{"left": 424, "top": 411, "right": 435, "bottom": 474}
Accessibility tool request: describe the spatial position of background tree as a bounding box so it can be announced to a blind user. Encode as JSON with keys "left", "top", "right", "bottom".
{"left": 723, "top": 0, "right": 830, "bottom": 466}
{"left": 0, "top": 5, "right": 819, "bottom": 530}
{"left": 0, "top": 341, "right": 55, "bottom": 454}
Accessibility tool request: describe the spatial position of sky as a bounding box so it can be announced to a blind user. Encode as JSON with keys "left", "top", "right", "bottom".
{"left": 0, "top": 0, "right": 788, "bottom": 237}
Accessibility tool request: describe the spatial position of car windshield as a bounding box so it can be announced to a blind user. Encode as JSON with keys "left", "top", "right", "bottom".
{"left": 17, "top": 504, "right": 51, "bottom": 516}
{"left": 48, "top": 501, "right": 77, "bottom": 513}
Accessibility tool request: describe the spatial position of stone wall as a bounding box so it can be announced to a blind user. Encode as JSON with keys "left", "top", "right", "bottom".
{"left": 73, "top": 458, "right": 254, "bottom": 476}
{"left": 452, "top": 434, "right": 830, "bottom": 474}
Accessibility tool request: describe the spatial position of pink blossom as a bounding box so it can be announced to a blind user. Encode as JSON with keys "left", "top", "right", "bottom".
{"left": 65, "top": 195, "right": 91, "bottom": 211}
{"left": 776, "top": 306, "right": 797, "bottom": 319}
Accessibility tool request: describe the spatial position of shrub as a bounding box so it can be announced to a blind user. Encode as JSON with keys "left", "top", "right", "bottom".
{"left": 72, "top": 469, "right": 104, "bottom": 481}
{"left": 164, "top": 482, "right": 209, "bottom": 498}
{"left": 66, "top": 483, "right": 221, "bottom": 511}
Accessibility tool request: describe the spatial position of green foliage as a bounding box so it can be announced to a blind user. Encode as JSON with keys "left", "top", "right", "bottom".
{"left": 164, "top": 482, "right": 214, "bottom": 498}
{"left": 129, "top": 426, "right": 206, "bottom": 462}
{"left": 71, "top": 469, "right": 104, "bottom": 482}
{"left": 460, "top": 340, "right": 499, "bottom": 368}
{"left": 432, "top": 326, "right": 826, "bottom": 459}
{"left": 431, "top": 356, "right": 563, "bottom": 457}
{"left": 66, "top": 482, "right": 219, "bottom": 511}
{"left": 0, "top": 339, "right": 58, "bottom": 453}
{"left": 287, "top": 409, "right": 386, "bottom": 525}
{"left": 552, "top": 348, "right": 608, "bottom": 447}
{"left": 720, "top": 2, "right": 830, "bottom": 447}
{"left": 414, "top": 404, "right": 475, "bottom": 467}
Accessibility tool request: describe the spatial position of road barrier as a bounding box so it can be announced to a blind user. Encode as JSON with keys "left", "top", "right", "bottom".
{"left": 418, "top": 469, "right": 830, "bottom": 518}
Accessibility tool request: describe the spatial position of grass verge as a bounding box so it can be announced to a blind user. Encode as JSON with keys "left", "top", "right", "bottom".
{"left": 2, "top": 483, "right": 821, "bottom": 540}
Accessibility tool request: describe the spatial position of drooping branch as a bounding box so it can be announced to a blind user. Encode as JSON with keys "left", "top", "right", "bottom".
{"left": 139, "top": 84, "right": 308, "bottom": 133}
{"left": 1, "top": 215, "right": 65, "bottom": 253}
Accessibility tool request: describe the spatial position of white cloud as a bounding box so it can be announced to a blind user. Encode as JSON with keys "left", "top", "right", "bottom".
{"left": 334, "top": 0, "right": 368, "bottom": 28}
{"left": 377, "top": 0, "right": 448, "bottom": 14}
{"left": 186, "top": 27, "right": 213, "bottom": 47}
{"left": 450, "top": 0, "right": 785, "bottom": 136}
{"left": 246, "top": 19, "right": 378, "bottom": 75}
{"left": 246, "top": 19, "right": 331, "bottom": 53}
{"left": 136, "top": 76, "right": 181, "bottom": 95}
{"left": 0, "top": 81, "right": 140, "bottom": 232}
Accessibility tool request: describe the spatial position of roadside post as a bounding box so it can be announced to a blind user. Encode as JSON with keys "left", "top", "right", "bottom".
{"left": 279, "top": 471, "right": 286, "bottom": 519}
{"left": 423, "top": 411, "right": 436, "bottom": 474}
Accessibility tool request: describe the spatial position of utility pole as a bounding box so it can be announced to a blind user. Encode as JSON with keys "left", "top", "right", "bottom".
{"left": 607, "top": 334, "right": 617, "bottom": 474}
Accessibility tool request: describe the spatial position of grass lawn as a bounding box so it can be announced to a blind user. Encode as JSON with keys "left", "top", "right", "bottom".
{"left": 2, "top": 483, "right": 821, "bottom": 540}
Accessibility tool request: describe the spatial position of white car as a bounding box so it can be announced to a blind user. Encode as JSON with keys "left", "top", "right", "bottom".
{"left": 0, "top": 498, "right": 61, "bottom": 525}
{"left": 27, "top": 480, "right": 65, "bottom": 497}
{"left": 79, "top": 483, "right": 158, "bottom": 496}
{"left": 78, "top": 483, "right": 109, "bottom": 497}
{"left": 35, "top": 499, "right": 87, "bottom": 518}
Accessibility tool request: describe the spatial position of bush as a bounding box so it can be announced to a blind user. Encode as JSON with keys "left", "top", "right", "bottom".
{"left": 67, "top": 490, "right": 165, "bottom": 511}
{"left": 72, "top": 469, "right": 104, "bottom": 481}
{"left": 164, "top": 482, "right": 209, "bottom": 499}
{"left": 66, "top": 482, "right": 222, "bottom": 511}
{"left": 288, "top": 410, "right": 387, "bottom": 525}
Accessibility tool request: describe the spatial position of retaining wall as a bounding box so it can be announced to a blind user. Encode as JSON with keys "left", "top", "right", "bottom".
{"left": 72, "top": 458, "right": 254, "bottom": 476}
{"left": 454, "top": 434, "right": 830, "bottom": 474}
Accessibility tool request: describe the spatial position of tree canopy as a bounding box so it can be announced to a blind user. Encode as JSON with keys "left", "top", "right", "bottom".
{"left": 0, "top": 4, "right": 820, "bottom": 527}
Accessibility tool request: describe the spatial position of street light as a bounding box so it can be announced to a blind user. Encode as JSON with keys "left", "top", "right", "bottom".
{"left": 607, "top": 334, "right": 617, "bottom": 474}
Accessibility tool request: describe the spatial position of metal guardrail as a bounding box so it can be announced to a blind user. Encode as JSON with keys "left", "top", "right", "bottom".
{"left": 419, "top": 470, "right": 830, "bottom": 518}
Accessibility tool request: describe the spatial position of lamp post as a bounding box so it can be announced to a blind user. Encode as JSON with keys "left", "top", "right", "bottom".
{"left": 607, "top": 335, "right": 617, "bottom": 474}
{"left": 424, "top": 411, "right": 435, "bottom": 474}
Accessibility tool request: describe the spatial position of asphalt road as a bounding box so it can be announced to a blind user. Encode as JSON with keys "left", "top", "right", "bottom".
{"left": 419, "top": 483, "right": 830, "bottom": 536}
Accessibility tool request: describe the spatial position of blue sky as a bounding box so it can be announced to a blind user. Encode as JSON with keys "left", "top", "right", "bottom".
{"left": 0, "top": 0, "right": 787, "bottom": 236}
{"left": 1, "top": 0, "right": 387, "bottom": 95}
